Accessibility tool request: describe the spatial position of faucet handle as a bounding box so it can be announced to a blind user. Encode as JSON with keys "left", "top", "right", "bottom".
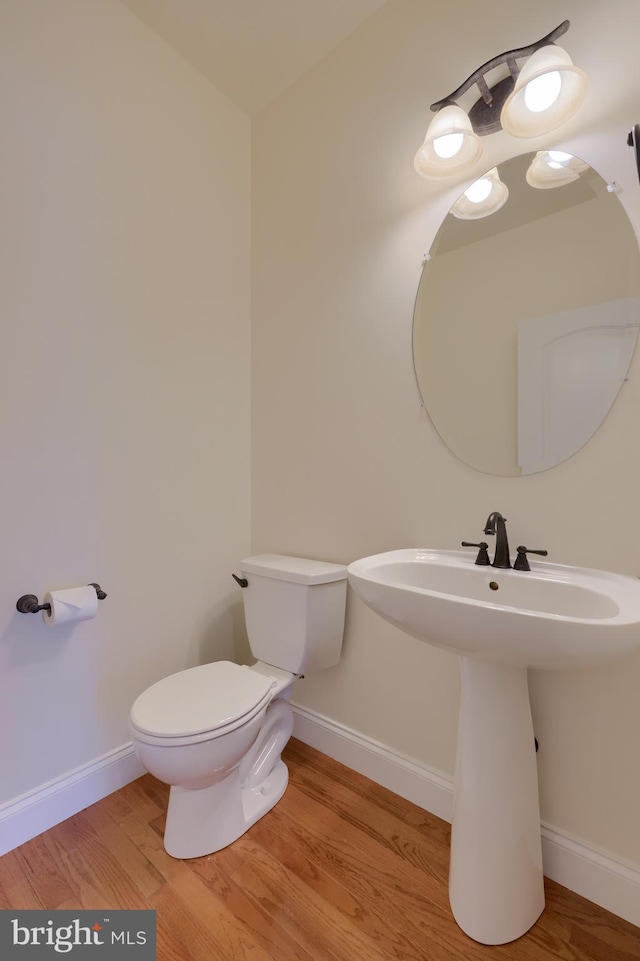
{"left": 461, "top": 541, "right": 490, "bottom": 566}
{"left": 514, "top": 546, "right": 548, "bottom": 572}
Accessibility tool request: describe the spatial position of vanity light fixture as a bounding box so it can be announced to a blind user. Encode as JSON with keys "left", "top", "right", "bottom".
{"left": 525, "top": 150, "right": 590, "bottom": 189}
{"left": 413, "top": 104, "right": 483, "bottom": 179}
{"left": 414, "top": 20, "right": 588, "bottom": 180}
{"left": 450, "top": 168, "right": 509, "bottom": 219}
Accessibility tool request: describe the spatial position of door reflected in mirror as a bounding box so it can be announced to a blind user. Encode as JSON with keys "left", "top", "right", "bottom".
{"left": 413, "top": 152, "right": 640, "bottom": 476}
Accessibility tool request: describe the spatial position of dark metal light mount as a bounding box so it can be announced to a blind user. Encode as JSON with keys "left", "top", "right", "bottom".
{"left": 430, "top": 21, "right": 570, "bottom": 136}
{"left": 627, "top": 124, "right": 640, "bottom": 185}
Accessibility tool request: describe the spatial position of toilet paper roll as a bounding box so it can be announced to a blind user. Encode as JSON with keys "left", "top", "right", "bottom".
{"left": 42, "top": 586, "right": 99, "bottom": 626}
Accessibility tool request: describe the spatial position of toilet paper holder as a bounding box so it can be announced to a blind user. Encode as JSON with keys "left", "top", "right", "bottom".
{"left": 16, "top": 583, "right": 107, "bottom": 614}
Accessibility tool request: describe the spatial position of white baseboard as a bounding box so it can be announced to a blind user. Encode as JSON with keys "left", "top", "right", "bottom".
{"left": 540, "top": 823, "right": 640, "bottom": 929}
{"left": 292, "top": 702, "right": 640, "bottom": 929}
{"left": 0, "top": 744, "right": 144, "bottom": 857}
{"left": 292, "top": 700, "right": 454, "bottom": 821}
{"left": 3, "top": 711, "right": 639, "bottom": 931}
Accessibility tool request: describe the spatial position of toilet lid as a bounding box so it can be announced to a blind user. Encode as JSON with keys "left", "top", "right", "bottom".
{"left": 130, "top": 661, "right": 274, "bottom": 738}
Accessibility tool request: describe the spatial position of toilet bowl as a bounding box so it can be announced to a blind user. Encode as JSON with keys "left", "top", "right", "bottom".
{"left": 130, "top": 660, "right": 295, "bottom": 858}
{"left": 129, "top": 554, "right": 347, "bottom": 858}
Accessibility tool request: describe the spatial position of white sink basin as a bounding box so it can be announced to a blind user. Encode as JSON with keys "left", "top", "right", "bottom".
{"left": 347, "top": 547, "right": 640, "bottom": 946}
{"left": 347, "top": 548, "right": 640, "bottom": 669}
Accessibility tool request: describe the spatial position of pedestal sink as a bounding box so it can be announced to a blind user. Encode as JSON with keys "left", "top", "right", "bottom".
{"left": 347, "top": 549, "right": 640, "bottom": 945}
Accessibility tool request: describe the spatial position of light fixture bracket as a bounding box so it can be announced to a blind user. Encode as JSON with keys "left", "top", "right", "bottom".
{"left": 430, "top": 20, "right": 571, "bottom": 136}
{"left": 628, "top": 124, "right": 640, "bottom": 185}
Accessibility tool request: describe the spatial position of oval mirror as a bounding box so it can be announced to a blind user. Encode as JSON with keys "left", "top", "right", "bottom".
{"left": 413, "top": 152, "right": 640, "bottom": 475}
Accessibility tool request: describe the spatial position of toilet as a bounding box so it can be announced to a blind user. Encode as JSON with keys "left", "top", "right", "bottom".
{"left": 129, "top": 554, "right": 347, "bottom": 859}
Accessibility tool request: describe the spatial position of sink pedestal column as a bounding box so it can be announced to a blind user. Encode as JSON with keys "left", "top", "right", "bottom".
{"left": 449, "top": 658, "right": 544, "bottom": 945}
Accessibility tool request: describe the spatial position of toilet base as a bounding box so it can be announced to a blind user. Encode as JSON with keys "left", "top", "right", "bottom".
{"left": 163, "top": 759, "right": 289, "bottom": 859}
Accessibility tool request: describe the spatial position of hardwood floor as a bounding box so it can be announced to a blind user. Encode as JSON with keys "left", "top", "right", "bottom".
{"left": 1, "top": 739, "right": 639, "bottom": 960}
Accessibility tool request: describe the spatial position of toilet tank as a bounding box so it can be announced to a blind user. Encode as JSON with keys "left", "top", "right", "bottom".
{"left": 239, "top": 554, "right": 347, "bottom": 674}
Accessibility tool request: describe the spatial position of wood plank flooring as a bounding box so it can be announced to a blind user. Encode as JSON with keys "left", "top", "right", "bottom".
{"left": 0, "top": 738, "right": 638, "bottom": 960}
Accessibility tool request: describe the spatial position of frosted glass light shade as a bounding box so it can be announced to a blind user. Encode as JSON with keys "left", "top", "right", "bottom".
{"left": 501, "top": 45, "right": 588, "bottom": 138}
{"left": 451, "top": 168, "right": 509, "bottom": 220}
{"left": 414, "top": 105, "right": 483, "bottom": 179}
{"left": 526, "top": 150, "right": 590, "bottom": 188}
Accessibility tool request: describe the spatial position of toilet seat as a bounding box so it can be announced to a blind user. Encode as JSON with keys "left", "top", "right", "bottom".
{"left": 130, "top": 661, "right": 275, "bottom": 746}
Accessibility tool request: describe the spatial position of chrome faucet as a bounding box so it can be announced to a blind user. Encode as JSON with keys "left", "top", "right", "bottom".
{"left": 484, "top": 511, "right": 511, "bottom": 569}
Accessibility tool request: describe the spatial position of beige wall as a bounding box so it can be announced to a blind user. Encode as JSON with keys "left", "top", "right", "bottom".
{"left": 0, "top": 0, "right": 251, "bottom": 803}
{"left": 253, "top": 0, "right": 640, "bottom": 864}
{"left": 4, "top": 0, "right": 640, "bottom": 877}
